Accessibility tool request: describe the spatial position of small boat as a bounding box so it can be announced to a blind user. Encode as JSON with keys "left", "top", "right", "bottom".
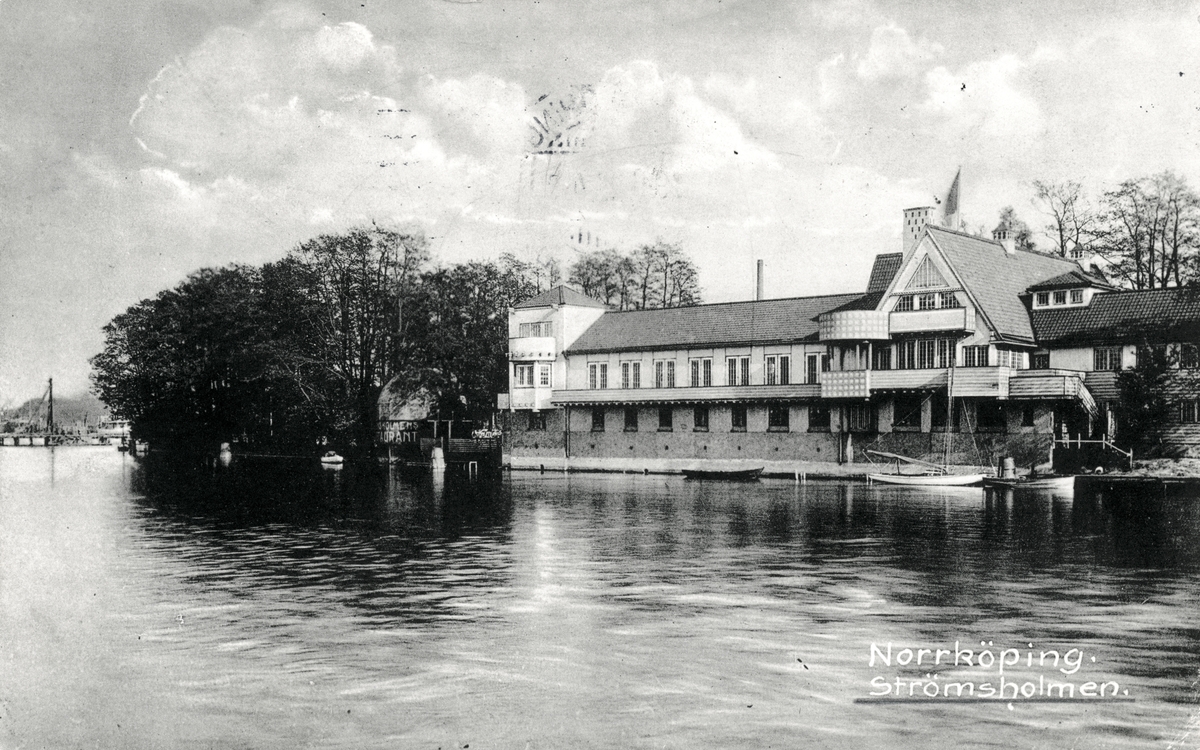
{"left": 865, "top": 450, "right": 985, "bottom": 487}
{"left": 982, "top": 475, "right": 1075, "bottom": 491}
{"left": 681, "top": 467, "right": 764, "bottom": 481}
{"left": 319, "top": 451, "right": 344, "bottom": 465}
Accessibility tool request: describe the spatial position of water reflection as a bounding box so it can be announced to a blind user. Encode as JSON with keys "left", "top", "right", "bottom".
{"left": 3, "top": 448, "right": 1200, "bottom": 749}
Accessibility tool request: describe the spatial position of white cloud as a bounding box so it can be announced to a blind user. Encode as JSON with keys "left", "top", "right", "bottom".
{"left": 923, "top": 54, "right": 1043, "bottom": 139}
{"left": 313, "top": 22, "right": 375, "bottom": 71}
{"left": 857, "top": 23, "right": 943, "bottom": 81}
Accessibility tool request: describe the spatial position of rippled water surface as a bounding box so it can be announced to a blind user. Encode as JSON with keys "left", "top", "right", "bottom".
{"left": 3, "top": 447, "right": 1200, "bottom": 749}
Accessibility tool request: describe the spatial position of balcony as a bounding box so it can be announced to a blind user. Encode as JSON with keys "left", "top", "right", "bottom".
{"left": 818, "top": 310, "right": 890, "bottom": 341}
{"left": 508, "top": 387, "right": 554, "bottom": 410}
{"left": 889, "top": 307, "right": 974, "bottom": 335}
{"left": 1010, "top": 369, "right": 1097, "bottom": 416}
{"left": 820, "top": 370, "right": 871, "bottom": 399}
{"left": 551, "top": 383, "right": 822, "bottom": 405}
{"left": 508, "top": 336, "right": 556, "bottom": 361}
{"left": 820, "top": 367, "right": 1010, "bottom": 398}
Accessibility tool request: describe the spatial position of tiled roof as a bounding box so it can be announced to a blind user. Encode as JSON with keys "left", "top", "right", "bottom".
{"left": 1027, "top": 270, "right": 1116, "bottom": 292}
{"left": 823, "top": 291, "right": 884, "bottom": 314}
{"left": 867, "top": 253, "right": 903, "bottom": 292}
{"left": 514, "top": 285, "right": 609, "bottom": 309}
{"left": 564, "top": 294, "right": 862, "bottom": 353}
{"left": 1031, "top": 287, "right": 1200, "bottom": 346}
{"left": 926, "top": 227, "right": 1083, "bottom": 343}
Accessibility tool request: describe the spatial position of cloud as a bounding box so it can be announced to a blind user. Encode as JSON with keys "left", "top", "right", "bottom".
{"left": 857, "top": 23, "right": 943, "bottom": 81}
{"left": 313, "top": 22, "right": 375, "bottom": 71}
{"left": 923, "top": 54, "right": 1043, "bottom": 139}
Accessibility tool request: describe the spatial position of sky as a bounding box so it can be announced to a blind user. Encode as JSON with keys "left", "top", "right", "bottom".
{"left": 3, "top": 0, "right": 1200, "bottom": 403}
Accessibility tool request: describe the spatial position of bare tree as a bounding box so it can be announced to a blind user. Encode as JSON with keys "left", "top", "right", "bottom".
{"left": 1096, "top": 173, "right": 1199, "bottom": 290}
{"left": 1032, "top": 180, "right": 1100, "bottom": 258}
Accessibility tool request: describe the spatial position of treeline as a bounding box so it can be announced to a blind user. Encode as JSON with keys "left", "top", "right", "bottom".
{"left": 567, "top": 240, "right": 701, "bottom": 310}
{"left": 1016, "top": 172, "right": 1200, "bottom": 290}
{"left": 91, "top": 228, "right": 546, "bottom": 452}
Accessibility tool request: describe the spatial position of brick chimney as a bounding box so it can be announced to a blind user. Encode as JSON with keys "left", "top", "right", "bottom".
{"left": 903, "top": 207, "right": 933, "bottom": 252}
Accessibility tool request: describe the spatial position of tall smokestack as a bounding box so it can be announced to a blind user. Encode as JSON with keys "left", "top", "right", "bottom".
{"left": 756, "top": 260, "right": 763, "bottom": 301}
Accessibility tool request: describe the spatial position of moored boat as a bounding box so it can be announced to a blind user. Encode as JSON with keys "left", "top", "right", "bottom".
{"left": 319, "top": 451, "right": 344, "bottom": 465}
{"left": 681, "top": 467, "right": 763, "bottom": 481}
{"left": 982, "top": 475, "right": 1075, "bottom": 491}
{"left": 868, "top": 472, "right": 985, "bottom": 486}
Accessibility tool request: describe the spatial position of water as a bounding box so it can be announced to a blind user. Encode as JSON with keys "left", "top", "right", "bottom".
{"left": 3, "top": 447, "right": 1200, "bottom": 749}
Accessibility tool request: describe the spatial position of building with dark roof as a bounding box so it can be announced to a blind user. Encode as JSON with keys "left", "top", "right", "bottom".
{"left": 498, "top": 204, "right": 1200, "bottom": 472}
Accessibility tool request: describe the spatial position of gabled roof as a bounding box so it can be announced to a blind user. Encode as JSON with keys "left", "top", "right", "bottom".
{"left": 823, "top": 291, "right": 884, "bottom": 315}
{"left": 866, "top": 253, "right": 903, "bottom": 292}
{"left": 1026, "top": 270, "right": 1117, "bottom": 292}
{"left": 564, "top": 294, "right": 862, "bottom": 354}
{"left": 514, "top": 285, "right": 609, "bottom": 310}
{"left": 924, "top": 227, "right": 1084, "bottom": 343}
{"left": 1031, "top": 287, "right": 1200, "bottom": 346}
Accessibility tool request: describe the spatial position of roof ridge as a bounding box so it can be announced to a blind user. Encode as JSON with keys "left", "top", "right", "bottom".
{"left": 591, "top": 291, "right": 863, "bottom": 315}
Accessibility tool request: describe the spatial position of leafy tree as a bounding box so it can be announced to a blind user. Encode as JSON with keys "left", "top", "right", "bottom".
{"left": 568, "top": 240, "right": 701, "bottom": 310}
{"left": 1114, "top": 344, "right": 1176, "bottom": 451}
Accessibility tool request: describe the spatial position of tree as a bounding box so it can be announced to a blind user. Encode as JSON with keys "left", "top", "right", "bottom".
{"left": 1114, "top": 344, "right": 1176, "bottom": 451}
{"left": 1097, "top": 172, "right": 1200, "bottom": 290}
{"left": 1032, "top": 180, "right": 1099, "bottom": 258}
{"left": 996, "top": 206, "right": 1037, "bottom": 253}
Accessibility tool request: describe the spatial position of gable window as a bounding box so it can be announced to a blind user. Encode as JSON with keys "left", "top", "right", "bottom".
{"left": 908, "top": 256, "right": 949, "bottom": 289}
{"left": 893, "top": 393, "right": 923, "bottom": 430}
{"left": 1070, "top": 289, "right": 1084, "bottom": 304}
{"left": 727, "top": 356, "right": 750, "bottom": 386}
{"left": 690, "top": 358, "right": 712, "bottom": 387}
{"left": 518, "top": 321, "right": 552, "bottom": 337}
{"left": 918, "top": 292, "right": 938, "bottom": 310}
{"left": 962, "top": 345, "right": 989, "bottom": 368}
{"left": 654, "top": 360, "right": 676, "bottom": 388}
{"left": 657, "top": 407, "right": 673, "bottom": 432}
{"left": 693, "top": 406, "right": 709, "bottom": 432}
{"left": 515, "top": 364, "right": 535, "bottom": 386}
{"left": 591, "top": 408, "right": 605, "bottom": 432}
{"left": 528, "top": 412, "right": 547, "bottom": 431}
{"left": 588, "top": 362, "right": 608, "bottom": 389}
{"left": 894, "top": 295, "right": 914, "bottom": 312}
{"left": 730, "top": 405, "right": 748, "bottom": 432}
{"left": 808, "top": 405, "right": 831, "bottom": 432}
{"left": 1094, "top": 347, "right": 1122, "bottom": 371}
{"left": 939, "top": 292, "right": 962, "bottom": 309}
{"left": 1053, "top": 290, "right": 1068, "bottom": 305}
{"left": 1036, "top": 292, "right": 1050, "bottom": 307}
{"left": 624, "top": 407, "right": 638, "bottom": 432}
{"left": 766, "top": 355, "right": 790, "bottom": 385}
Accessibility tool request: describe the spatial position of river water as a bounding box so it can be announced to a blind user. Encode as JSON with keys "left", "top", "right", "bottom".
{"left": 2, "top": 447, "right": 1200, "bottom": 749}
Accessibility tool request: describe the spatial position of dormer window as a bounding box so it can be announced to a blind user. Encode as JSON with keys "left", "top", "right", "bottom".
{"left": 1070, "top": 289, "right": 1083, "bottom": 304}
{"left": 1053, "top": 290, "right": 1067, "bottom": 305}
{"left": 1036, "top": 292, "right": 1050, "bottom": 306}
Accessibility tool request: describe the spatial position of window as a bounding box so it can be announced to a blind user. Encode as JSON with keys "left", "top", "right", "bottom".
{"left": 693, "top": 406, "right": 709, "bottom": 432}
{"left": 846, "top": 403, "right": 874, "bottom": 433}
{"left": 918, "top": 339, "right": 937, "bottom": 369}
{"left": 1053, "top": 290, "right": 1067, "bottom": 305}
{"left": 624, "top": 407, "right": 638, "bottom": 432}
{"left": 822, "top": 354, "right": 831, "bottom": 373}
{"left": 588, "top": 363, "right": 608, "bottom": 389}
{"left": 690, "top": 358, "right": 712, "bottom": 387}
{"left": 1181, "top": 344, "right": 1199, "bottom": 369}
{"left": 658, "top": 407, "right": 673, "bottom": 432}
{"left": 937, "top": 339, "right": 954, "bottom": 368}
{"left": 872, "top": 346, "right": 892, "bottom": 371}
{"left": 1070, "top": 289, "right": 1084, "bottom": 304}
{"left": 654, "top": 360, "right": 676, "bottom": 388}
{"left": 767, "top": 404, "right": 790, "bottom": 432}
{"left": 1022, "top": 405, "right": 1036, "bottom": 428}
{"left": 528, "top": 412, "right": 547, "bottom": 431}
{"left": 1031, "top": 352, "right": 1050, "bottom": 370}
{"left": 1180, "top": 400, "right": 1200, "bottom": 423}
{"left": 621, "top": 362, "right": 642, "bottom": 389}
{"left": 897, "top": 340, "right": 916, "bottom": 370}
{"left": 995, "top": 348, "right": 1023, "bottom": 369}
{"left": 518, "top": 321, "right": 552, "bottom": 337}
{"left": 939, "top": 292, "right": 962, "bottom": 309}
{"left": 1094, "top": 347, "right": 1122, "bottom": 371}
{"left": 731, "top": 405, "right": 748, "bottom": 432}
{"left": 894, "top": 295, "right": 914, "bottom": 312}
{"left": 977, "top": 401, "right": 1007, "bottom": 432}
{"left": 918, "top": 292, "right": 938, "bottom": 310}
{"left": 1036, "top": 292, "right": 1050, "bottom": 307}
{"left": 962, "top": 345, "right": 989, "bottom": 368}
{"left": 930, "top": 392, "right": 959, "bottom": 432}
{"left": 806, "top": 354, "right": 820, "bottom": 384}
{"left": 539, "top": 364, "right": 552, "bottom": 387}
{"left": 726, "top": 356, "right": 750, "bottom": 386}
{"left": 807, "top": 405, "right": 830, "bottom": 432}
{"left": 893, "top": 393, "right": 923, "bottom": 430}
{"left": 515, "top": 364, "right": 535, "bottom": 386}
{"left": 591, "top": 408, "right": 605, "bottom": 432}
{"left": 766, "top": 355, "right": 790, "bottom": 385}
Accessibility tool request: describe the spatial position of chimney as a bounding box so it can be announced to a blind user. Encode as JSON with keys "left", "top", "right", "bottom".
{"left": 903, "top": 207, "right": 933, "bottom": 252}
{"left": 756, "top": 260, "right": 764, "bottom": 301}
{"left": 992, "top": 225, "right": 1016, "bottom": 255}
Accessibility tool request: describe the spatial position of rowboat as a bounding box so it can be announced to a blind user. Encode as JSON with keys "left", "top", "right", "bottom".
{"left": 319, "top": 451, "right": 345, "bottom": 465}
{"left": 982, "top": 475, "right": 1075, "bottom": 491}
{"left": 865, "top": 450, "right": 985, "bottom": 487}
{"left": 681, "top": 467, "right": 763, "bottom": 481}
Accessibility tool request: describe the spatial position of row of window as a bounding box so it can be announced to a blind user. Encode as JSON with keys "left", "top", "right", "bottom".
{"left": 893, "top": 292, "right": 962, "bottom": 312}
{"left": 1034, "top": 289, "right": 1084, "bottom": 307}
{"left": 514, "top": 363, "right": 552, "bottom": 387}
{"left": 589, "top": 354, "right": 827, "bottom": 389}
{"left": 517, "top": 321, "right": 553, "bottom": 337}
{"left": 582, "top": 405, "right": 833, "bottom": 433}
